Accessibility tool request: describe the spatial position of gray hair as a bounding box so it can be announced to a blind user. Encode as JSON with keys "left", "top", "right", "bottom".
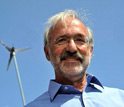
{"left": 44, "top": 9, "right": 94, "bottom": 48}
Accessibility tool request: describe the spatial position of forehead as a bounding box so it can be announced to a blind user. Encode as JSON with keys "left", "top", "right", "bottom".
{"left": 49, "top": 17, "right": 88, "bottom": 40}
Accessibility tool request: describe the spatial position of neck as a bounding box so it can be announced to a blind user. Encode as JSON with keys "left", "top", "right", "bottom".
{"left": 55, "top": 73, "right": 87, "bottom": 92}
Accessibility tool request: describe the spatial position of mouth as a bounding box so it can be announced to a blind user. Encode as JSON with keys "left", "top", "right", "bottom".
{"left": 61, "top": 57, "right": 82, "bottom": 63}
{"left": 60, "top": 51, "right": 83, "bottom": 63}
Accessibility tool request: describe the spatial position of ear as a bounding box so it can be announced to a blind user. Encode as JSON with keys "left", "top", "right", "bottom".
{"left": 90, "top": 46, "right": 93, "bottom": 60}
{"left": 44, "top": 46, "right": 50, "bottom": 61}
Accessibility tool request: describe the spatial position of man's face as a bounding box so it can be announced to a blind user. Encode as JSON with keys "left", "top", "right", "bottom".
{"left": 44, "top": 17, "right": 93, "bottom": 81}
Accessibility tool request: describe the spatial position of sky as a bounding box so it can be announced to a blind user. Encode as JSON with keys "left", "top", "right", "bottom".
{"left": 0, "top": 0, "right": 124, "bottom": 107}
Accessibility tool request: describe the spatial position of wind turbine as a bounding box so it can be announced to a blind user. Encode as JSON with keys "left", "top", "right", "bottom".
{"left": 0, "top": 40, "right": 30, "bottom": 106}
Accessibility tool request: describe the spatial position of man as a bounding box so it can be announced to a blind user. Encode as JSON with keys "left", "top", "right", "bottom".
{"left": 25, "top": 10, "right": 124, "bottom": 107}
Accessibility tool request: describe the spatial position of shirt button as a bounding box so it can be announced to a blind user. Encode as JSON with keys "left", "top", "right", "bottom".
{"left": 65, "top": 87, "right": 68, "bottom": 90}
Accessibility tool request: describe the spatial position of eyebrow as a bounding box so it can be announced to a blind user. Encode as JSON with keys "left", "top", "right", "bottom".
{"left": 57, "top": 34, "right": 86, "bottom": 38}
{"left": 55, "top": 33, "right": 88, "bottom": 41}
{"left": 75, "top": 33, "right": 86, "bottom": 38}
{"left": 57, "top": 35, "right": 68, "bottom": 38}
{"left": 55, "top": 35, "right": 68, "bottom": 40}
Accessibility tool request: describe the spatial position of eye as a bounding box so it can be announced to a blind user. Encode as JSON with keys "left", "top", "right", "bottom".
{"left": 55, "top": 37, "right": 68, "bottom": 44}
{"left": 77, "top": 38, "right": 85, "bottom": 42}
{"left": 58, "top": 38, "right": 66, "bottom": 42}
{"left": 75, "top": 38, "right": 86, "bottom": 43}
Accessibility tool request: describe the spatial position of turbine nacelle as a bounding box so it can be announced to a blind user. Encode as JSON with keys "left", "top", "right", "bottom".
{"left": 0, "top": 40, "right": 30, "bottom": 71}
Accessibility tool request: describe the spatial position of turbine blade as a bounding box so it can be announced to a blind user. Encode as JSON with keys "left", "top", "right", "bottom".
{"left": 15, "top": 48, "right": 31, "bottom": 53}
{"left": 0, "top": 40, "right": 11, "bottom": 52}
{"left": 7, "top": 53, "right": 13, "bottom": 71}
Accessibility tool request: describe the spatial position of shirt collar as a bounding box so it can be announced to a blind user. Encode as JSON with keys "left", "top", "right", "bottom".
{"left": 86, "top": 74, "right": 104, "bottom": 89}
{"left": 48, "top": 74, "right": 103, "bottom": 101}
{"left": 48, "top": 80, "right": 61, "bottom": 101}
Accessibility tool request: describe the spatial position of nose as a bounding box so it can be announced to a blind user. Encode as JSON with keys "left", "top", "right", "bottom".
{"left": 66, "top": 39, "right": 77, "bottom": 53}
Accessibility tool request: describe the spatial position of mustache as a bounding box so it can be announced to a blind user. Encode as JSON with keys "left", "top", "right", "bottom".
{"left": 60, "top": 51, "right": 83, "bottom": 63}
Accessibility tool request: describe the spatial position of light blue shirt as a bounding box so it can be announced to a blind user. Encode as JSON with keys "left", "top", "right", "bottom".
{"left": 25, "top": 74, "right": 124, "bottom": 107}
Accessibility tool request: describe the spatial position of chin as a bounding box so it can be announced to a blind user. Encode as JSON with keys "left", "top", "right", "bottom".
{"left": 63, "top": 67, "right": 82, "bottom": 73}
{"left": 60, "top": 65, "right": 84, "bottom": 76}
{"left": 61, "top": 68, "right": 86, "bottom": 82}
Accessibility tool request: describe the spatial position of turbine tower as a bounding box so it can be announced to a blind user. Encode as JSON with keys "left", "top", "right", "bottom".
{"left": 0, "top": 40, "right": 30, "bottom": 106}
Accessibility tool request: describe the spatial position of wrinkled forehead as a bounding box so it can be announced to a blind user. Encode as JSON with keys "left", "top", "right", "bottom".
{"left": 49, "top": 17, "right": 89, "bottom": 38}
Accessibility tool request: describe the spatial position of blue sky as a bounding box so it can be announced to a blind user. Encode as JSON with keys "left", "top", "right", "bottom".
{"left": 0, "top": 0, "right": 124, "bottom": 106}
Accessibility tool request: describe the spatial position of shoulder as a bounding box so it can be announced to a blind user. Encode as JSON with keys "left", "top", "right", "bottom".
{"left": 86, "top": 85, "right": 124, "bottom": 106}
{"left": 103, "top": 86, "right": 124, "bottom": 105}
{"left": 25, "top": 91, "right": 50, "bottom": 107}
{"left": 103, "top": 86, "right": 124, "bottom": 96}
{"left": 94, "top": 84, "right": 124, "bottom": 96}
